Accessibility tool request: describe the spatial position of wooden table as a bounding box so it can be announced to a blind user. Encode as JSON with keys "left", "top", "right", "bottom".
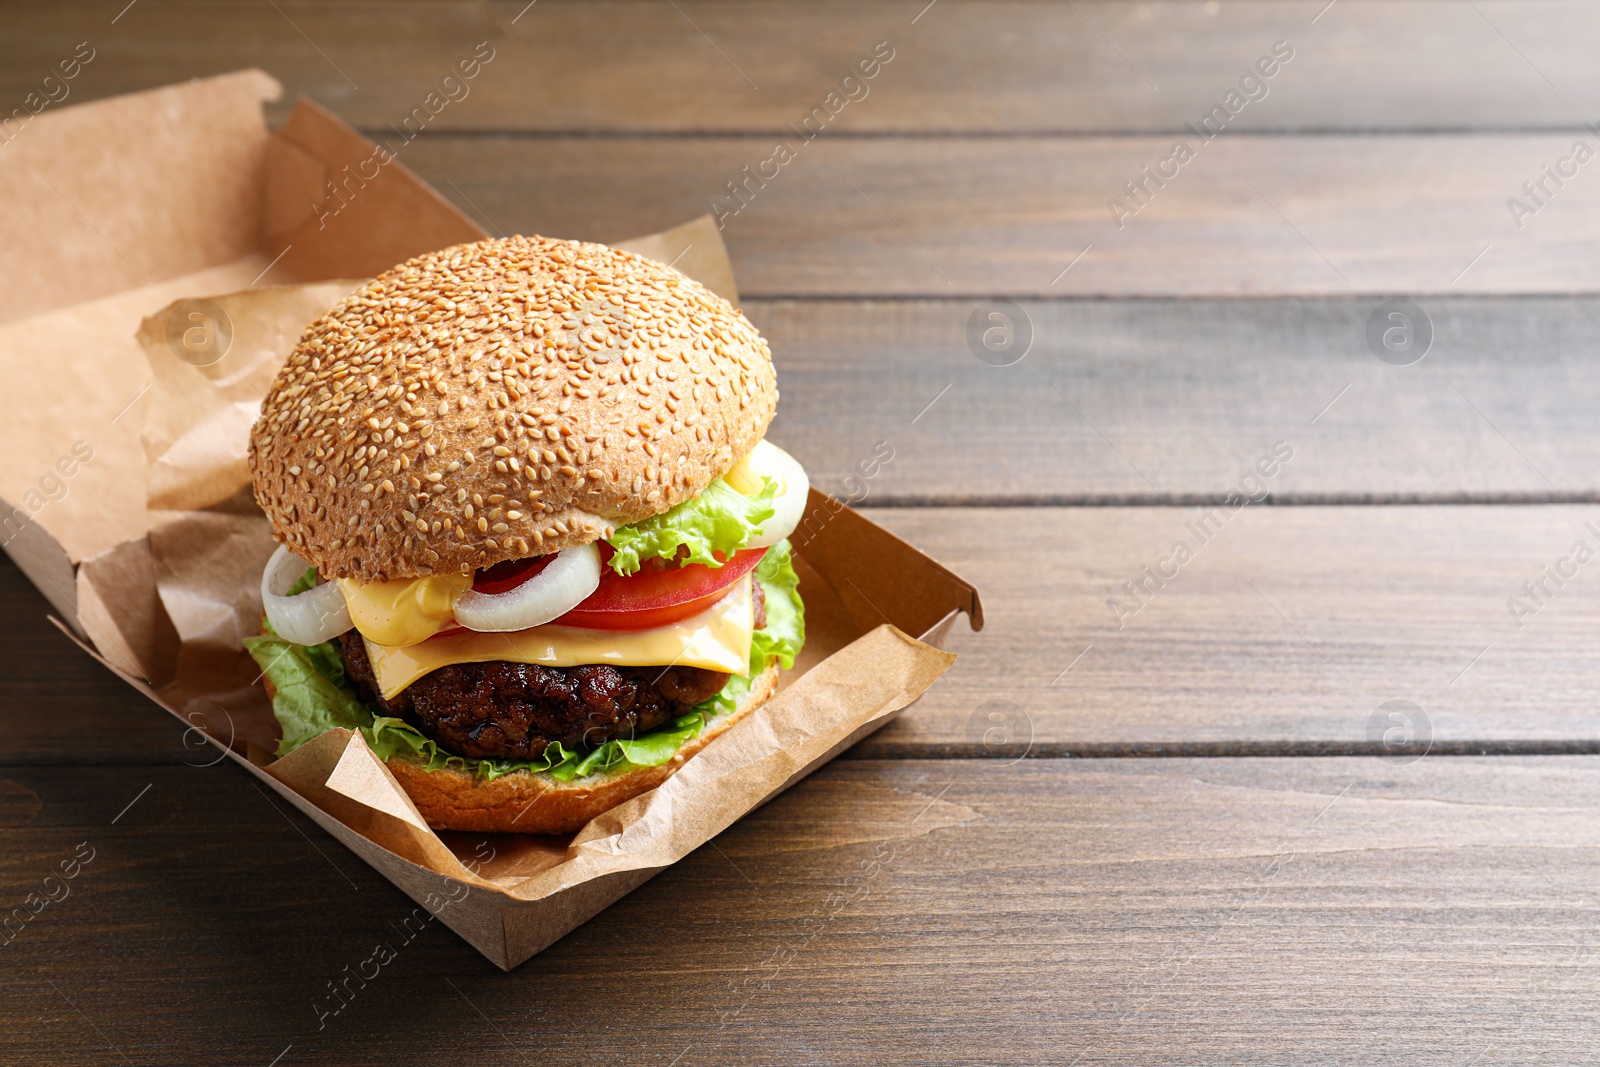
{"left": 7, "top": 2, "right": 1600, "bottom": 1062}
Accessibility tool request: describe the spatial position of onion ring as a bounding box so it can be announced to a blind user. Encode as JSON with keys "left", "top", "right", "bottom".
{"left": 746, "top": 442, "right": 810, "bottom": 549}
{"left": 260, "top": 544, "right": 353, "bottom": 646}
{"left": 452, "top": 542, "right": 602, "bottom": 633}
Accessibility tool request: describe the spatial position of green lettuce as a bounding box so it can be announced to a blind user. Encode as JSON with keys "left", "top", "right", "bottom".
{"left": 357, "top": 710, "right": 709, "bottom": 783}
{"left": 694, "top": 540, "right": 806, "bottom": 721}
{"left": 605, "top": 476, "right": 777, "bottom": 575}
{"left": 241, "top": 634, "right": 370, "bottom": 755}
{"left": 244, "top": 543, "right": 806, "bottom": 782}
{"left": 752, "top": 540, "right": 804, "bottom": 670}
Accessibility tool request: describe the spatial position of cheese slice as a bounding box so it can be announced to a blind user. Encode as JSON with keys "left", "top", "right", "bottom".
{"left": 337, "top": 572, "right": 472, "bottom": 647}
{"left": 363, "top": 574, "right": 755, "bottom": 700}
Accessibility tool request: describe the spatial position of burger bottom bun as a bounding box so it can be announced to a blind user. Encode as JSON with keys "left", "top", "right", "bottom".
{"left": 386, "top": 658, "right": 783, "bottom": 835}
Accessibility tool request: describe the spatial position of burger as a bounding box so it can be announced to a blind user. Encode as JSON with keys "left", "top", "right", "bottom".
{"left": 242, "top": 235, "right": 808, "bottom": 834}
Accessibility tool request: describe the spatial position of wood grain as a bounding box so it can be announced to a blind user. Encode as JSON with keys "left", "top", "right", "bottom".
{"left": 859, "top": 505, "right": 1600, "bottom": 754}
{"left": 7, "top": 2, "right": 1599, "bottom": 134}
{"left": 10, "top": 505, "right": 1600, "bottom": 763}
{"left": 4, "top": 3, "right": 1599, "bottom": 1064}
{"left": 753, "top": 296, "right": 1600, "bottom": 504}
{"left": 3, "top": 757, "right": 1599, "bottom": 1064}
{"left": 0, "top": 557, "right": 185, "bottom": 766}
{"left": 403, "top": 133, "right": 1600, "bottom": 296}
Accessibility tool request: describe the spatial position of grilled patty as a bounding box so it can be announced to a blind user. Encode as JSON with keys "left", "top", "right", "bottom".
{"left": 338, "top": 579, "right": 766, "bottom": 762}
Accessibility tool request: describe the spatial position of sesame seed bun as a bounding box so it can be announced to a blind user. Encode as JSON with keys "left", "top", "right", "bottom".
{"left": 249, "top": 235, "right": 778, "bottom": 582}
{"left": 384, "top": 657, "right": 781, "bottom": 834}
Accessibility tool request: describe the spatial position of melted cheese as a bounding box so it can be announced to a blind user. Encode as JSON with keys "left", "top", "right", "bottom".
{"left": 724, "top": 439, "right": 786, "bottom": 497}
{"left": 335, "top": 439, "right": 784, "bottom": 650}
{"left": 724, "top": 449, "right": 764, "bottom": 496}
{"left": 337, "top": 572, "right": 473, "bottom": 647}
{"left": 339, "top": 440, "right": 786, "bottom": 694}
{"left": 363, "top": 575, "right": 754, "bottom": 700}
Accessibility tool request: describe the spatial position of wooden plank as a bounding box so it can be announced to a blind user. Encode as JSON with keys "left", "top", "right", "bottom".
{"left": 754, "top": 296, "right": 1600, "bottom": 504}
{"left": 9, "top": 2, "right": 1600, "bottom": 134}
{"left": 11, "top": 505, "right": 1600, "bottom": 763}
{"left": 4, "top": 757, "right": 1600, "bottom": 1063}
{"left": 0, "top": 556, "right": 185, "bottom": 766}
{"left": 860, "top": 506, "right": 1600, "bottom": 755}
{"left": 402, "top": 133, "right": 1600, "bottom": 296}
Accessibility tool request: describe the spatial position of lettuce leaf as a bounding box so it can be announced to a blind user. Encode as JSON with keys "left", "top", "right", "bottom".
{"left": 361, "top": 713, "right": 586, "bottom": 781}
{"left": 752, "top": 539, "right": 804, "bottom": 671}
{"left": 243, "top": 542, "right": 807, "bottom": 781}
{"left": 605, "top": 476, "right": 777, "bottom": 575}
{"left": 555, "top": 712, "right": 706, "bottom": 781}
{"left": 241, "top": 634, "right": 371, "bottom": 755}
{"left": 692, "top": 539, "right": 806, "bottom": 721}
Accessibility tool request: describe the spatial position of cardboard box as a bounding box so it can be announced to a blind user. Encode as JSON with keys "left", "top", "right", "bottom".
{"left": 0, "top": 69, "right": 739, "bottom": 682}
{"left": 0, "top": 72, "right": 982, "bottom": 969}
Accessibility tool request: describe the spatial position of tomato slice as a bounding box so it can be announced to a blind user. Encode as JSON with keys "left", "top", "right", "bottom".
{"left": 464, "top": 545, "right": 766, "bottom": 632}
{"left": 556, "top": 547, "right": 767, "bottom": 630}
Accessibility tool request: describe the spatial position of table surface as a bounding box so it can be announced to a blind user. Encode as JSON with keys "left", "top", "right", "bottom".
{"left": 7, "top": 3, "right": 1600, "bottom": 1064}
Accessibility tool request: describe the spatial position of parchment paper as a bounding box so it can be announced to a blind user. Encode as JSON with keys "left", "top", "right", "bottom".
{"left": 131, "top": 244, "right": 963, "bottom": 919}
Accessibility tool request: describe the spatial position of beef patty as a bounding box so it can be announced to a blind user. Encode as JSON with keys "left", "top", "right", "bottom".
{"left": 338, "top": 578, "right": 766, "bottom": 762}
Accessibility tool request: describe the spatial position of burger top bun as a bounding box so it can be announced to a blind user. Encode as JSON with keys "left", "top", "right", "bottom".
{"left": 249, "top": 235, "right": 778, "bottom": 583}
